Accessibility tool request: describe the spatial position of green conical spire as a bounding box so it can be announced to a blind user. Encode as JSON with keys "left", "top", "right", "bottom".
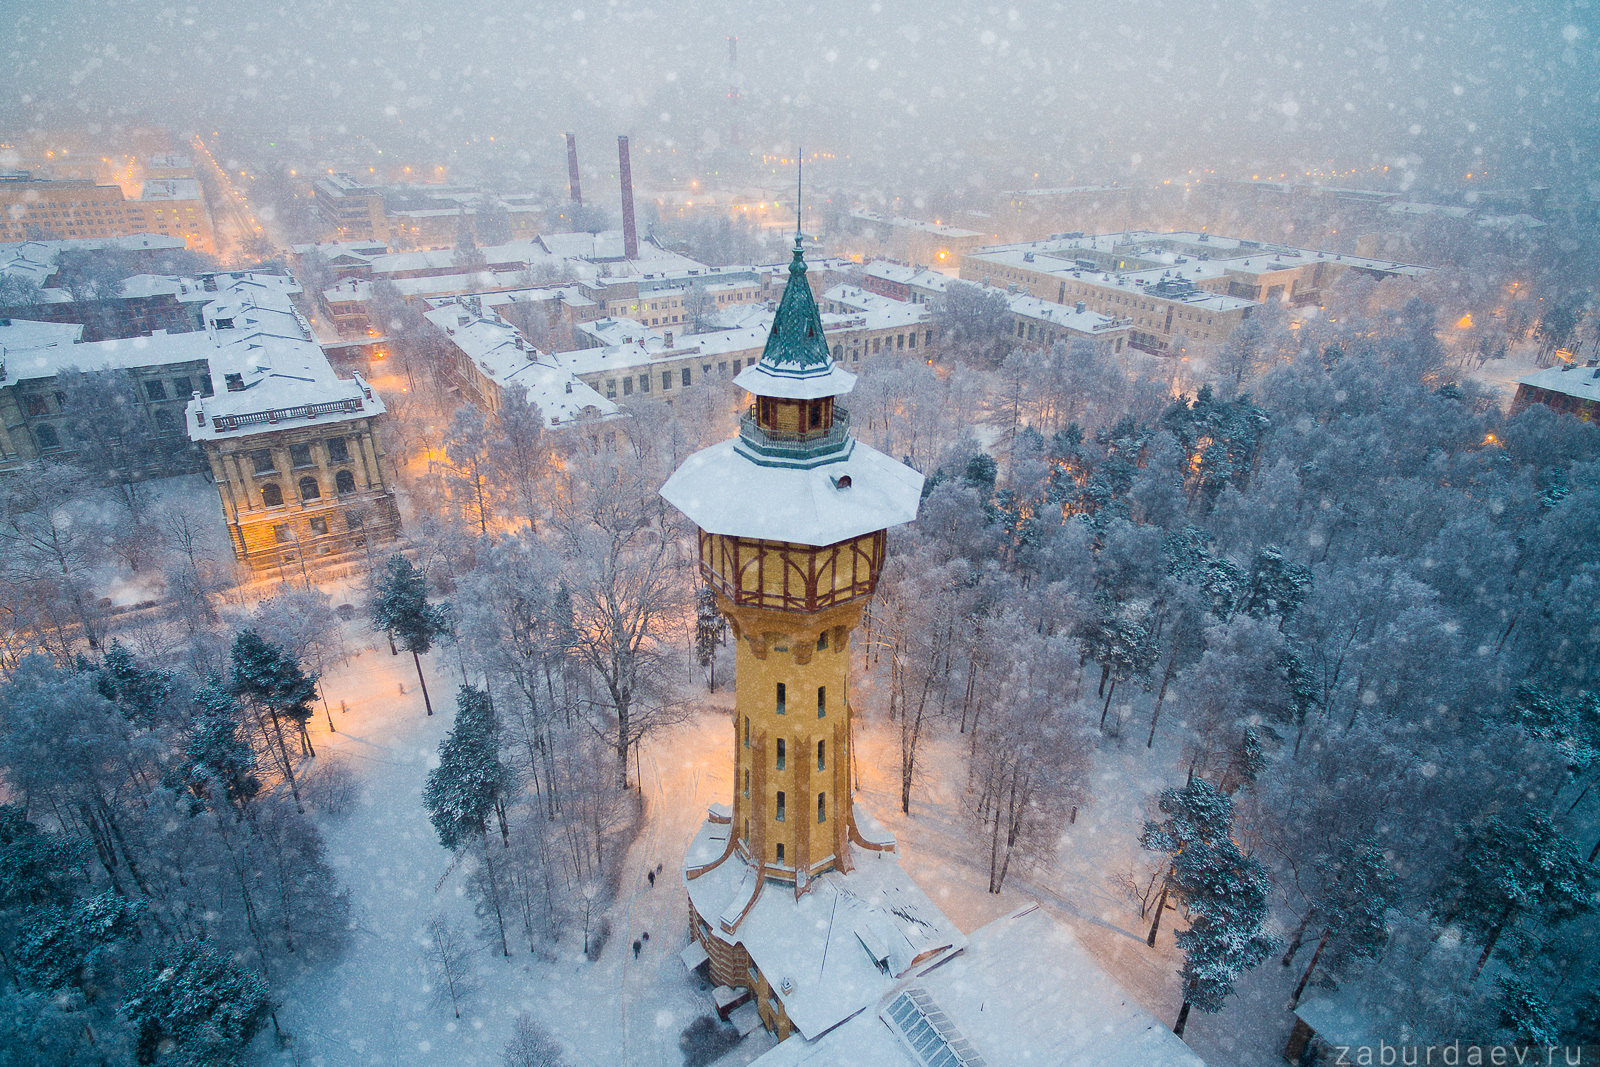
{"left": 757, "top": 231, "right": 834, "bottom": 376}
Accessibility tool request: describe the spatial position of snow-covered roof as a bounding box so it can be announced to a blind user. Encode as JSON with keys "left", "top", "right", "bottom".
{"left": 849, "top": 211, "right": 986, "bottom": 239}
{"left": 0, "top": 319, "right": 84, "bottom": 366}
{"left": 424, "top": 302, "right": 617, "bottom": 427}
{"left": 683, "top": 816, "right": 965, "bottom": 1041}
{"left": 1007, "top": 293, "right": 1125, "bottom": 334}
{"left": 137, "top": 178, "right": 203, "bottom": 202}
{"left": 753, "top": 904, "right": 1207, "bottom": 1067}
{"left": 660, "top": 432, "right": 922, "bottom": 545}
{"left": 861, "top": 261, "right": 949, "bottom": 294}
{"left": 1517, "top": 363, "right": 1600, "bottom": 404}
{"left": 577, "top": 317, "right": 661, "bottom": 348}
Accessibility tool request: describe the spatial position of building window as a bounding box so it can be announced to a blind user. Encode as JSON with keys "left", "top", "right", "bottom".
{"left": 732, "top": 359, "right": 741, "bottom": 372}
{"left": 832, "top": 344, "right": 842, "bottom": 358}
{"left": 776, "top": 792, "right": 785, "bottom": 822}
{"left": 744, "top": 717, "right": 750, "bottom": 748}
{"left": 154, "top": 410, "right": 177, "bottom": 435}
{"left": 35, "top": 424, "right": 60, "bottom": 450}
{"left": 818, "top": 793, "right": 826, "bottom": 823}
{"left": 25, "top": 395, "right": 48, "bottom": 417}
{"left": 605, "top": 379, "right": 617, "bottom": 398}
{"left": 291, "top": 443, "right": 313, "bottom": 468}
{"left": 818, "top": 740, "right": 826, "bottom": 771}
{"left": 809, "top": 402, "right": 822, "bottom": 429}
{"left": 172, "top": 376, "right": 191, "bottom": 396}
{"left": 309, "top": 516, "right": 329, "bottom": 535}
{"left": 224, "top": 373, "right": 244, "bottom": 391}
{"left": 261, "top": 483, "right": 284, "bottom": 507}
{"left": 200, "top": 376, "right": 214, "bottom": 397}
{"left": 273, "top": 524, "right": 293, "bottom": 543}
{"left": 662, "top": 371, "right": 672, "bottom": 391}
{"left": 682, "top": 368, "right": 692, "bottom": 387}
{"left": 639, "top": 374, "right": 650, "bottom": 394}
{"left": 702, "top": 364, "right": 711, "bottom": 378}
{"left": 776, "top": 842, "right": 785, "bottom": 865}
{"left": 908, "top": 332, "right": 916, "bottom": 349}
{"left": 298, "top": 476, "right": 321, "bottom": 501}
{"left": 776, "top": 739, "right": 786, "bottom": 771}
{"left": 327, "top": 436, "right": 350, "bottom": 462}
{"left": 743, "top": 769, "right": 749, "bottom": 798}
{"left": 718, "top": 362, "right": 728, "bottom": 374}
{"left": 623, "top": 377, "right": 633, "bottom": 396}
{"left": 335, "top": 469, "right": 357, "bottom": 494}
{"left": 817, "top": 631, "right": 828, "bottom": 651}
{"left": 251, "top": 449, "right": 275, "bottom": 474}
{"left": 776, "top": 682, "right": 786, "bottom": 716}
{"left": 817, "top": 686, "right": 826, "bottom": 719}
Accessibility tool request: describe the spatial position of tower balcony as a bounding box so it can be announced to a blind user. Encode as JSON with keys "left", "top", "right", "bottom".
{"left": 736, "top": 405, "right": 850, "bottom": 468}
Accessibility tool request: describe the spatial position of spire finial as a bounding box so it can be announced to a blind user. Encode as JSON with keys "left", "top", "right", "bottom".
{"left": 795, "top": 146, "right": 803, "bottom": 249}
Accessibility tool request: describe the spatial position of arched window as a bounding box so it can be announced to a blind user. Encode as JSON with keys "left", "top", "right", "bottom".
{"left": 298, "top": 476, "right": 321, "bottom": 501}
{"left": 35, "top": 424, "right": 60, "bottom": 450}
{"left": 335, "top": 469, "right": 356, "bottom": 495}
{"left": 260, "top": 483, "right": 283, "bottom": 507}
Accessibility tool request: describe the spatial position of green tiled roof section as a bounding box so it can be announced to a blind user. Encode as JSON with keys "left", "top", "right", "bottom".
{"left": 758, "top": 239, "right": 833, "bottom": 375}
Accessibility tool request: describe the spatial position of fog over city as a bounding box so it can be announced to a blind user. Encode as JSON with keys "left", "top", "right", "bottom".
{"left": 2, "top": 5, "right": 1599, "bottom": 1067}
{"left": 6, "top": 1, "right": 1598, "bottom": 194}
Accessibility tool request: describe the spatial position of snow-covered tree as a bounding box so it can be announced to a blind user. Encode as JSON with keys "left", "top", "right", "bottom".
{"left": 1142, "top": 780, "right": 1277, "bottom": 1036}
{"left": 123, "top": 938, "right": 273, "bottom": 1067}
{"left": 229, "top": 629, "right": 318, "bottom": 808}
{"left": 370, "top": 554, "right": 451, "bottom": 717}
{"left": 1430, "top": 810, "right": 1596, "bottom": 979}
{"left": 423, "top": 686, "right": 509, "bottom": 852}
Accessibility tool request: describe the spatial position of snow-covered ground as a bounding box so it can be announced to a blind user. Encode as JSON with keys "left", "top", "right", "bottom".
{"left": 273, "top": 640, "right": 777, "bottom": 1066}
{"left": 272, "top": 628, "right": 1302, "bottom": 1067}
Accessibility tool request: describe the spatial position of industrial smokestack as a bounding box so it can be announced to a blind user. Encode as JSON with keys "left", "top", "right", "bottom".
{"left": 617, "top": 134, "right": 638, "bottom": 260}
{"left": 565, "top": 132, "right": 582, "bottom": 206}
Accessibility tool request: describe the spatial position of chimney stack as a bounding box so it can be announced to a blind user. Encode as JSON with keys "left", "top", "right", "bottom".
{"left": 565, "top": 133, "right": 583, "bottom": 206}
{"left": 617, "top": 135, "right": 639, "bottom": 260}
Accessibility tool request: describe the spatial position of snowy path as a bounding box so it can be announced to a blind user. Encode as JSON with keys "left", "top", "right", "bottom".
{"left": 275, "top": 646, "right": 753, "bottom": 1067}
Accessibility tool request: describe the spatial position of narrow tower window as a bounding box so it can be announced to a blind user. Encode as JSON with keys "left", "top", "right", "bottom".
{"left": 818, "top": 793, "right": 826, "bottom": 823}
{"left": 776, "top": 791, "right": 786, "bottom": 822}
{"left": 776, "top": 843, "right": 785, "bottom": 866}
{"left": 776, "top": 682, "right": 786, "bottom": 715}
{"left": 776, "top": 739, "right": 786, "bottom": 771}
{"left": 817, "top": 685, "right": 826, "bottom": 718}
{"left": 744, "top": 717, "right": 750, "bottom": 747}
{"left": 817, "top": 631, "right": 828, "bottom": 651}
{"left": 743, "top": 769, "right": 749, "bottom": 798}
{"left": 818, "top": 739, "right": 826, "bottom": 771}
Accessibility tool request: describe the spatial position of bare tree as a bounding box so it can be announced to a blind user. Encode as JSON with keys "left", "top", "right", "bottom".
{"left": 426, "top": 916, "right": 478, "bottom": 1019}
{"left": 503, "top": 1014, "right": 566, "bottom": 1067}
{"left": 965, "top": 620, "right": 1092, "bottom": 893}
{"left": 548, "top": 448, "right": 689, "bottom": 789}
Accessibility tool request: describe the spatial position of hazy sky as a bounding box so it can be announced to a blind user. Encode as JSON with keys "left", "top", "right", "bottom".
{"left": 4, "top": 0, "right": 1597, "bottom": 192}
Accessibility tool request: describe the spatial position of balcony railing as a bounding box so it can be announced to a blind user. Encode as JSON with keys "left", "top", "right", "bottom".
{"left": 210, "top": 396, "right": 365, "bottom": 432}
{"left": 737, "top": 406, "right": 850, "bottom": 464}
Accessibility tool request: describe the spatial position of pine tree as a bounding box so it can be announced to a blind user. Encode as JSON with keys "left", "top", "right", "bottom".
{"left": 1281, "top": 838, "right": 1398, "bottom": 1007}
{"left": 1430, "top": 810, "right": 1597, "bottom": 979}
{"left": 178, "top": 682, "right": 260, "bottom": 814}
{"left": 122, "top": 938, "right": 273, "bottom": 1067}
{"left": 13, "top": 892, "right": 143, "bottom": 995}
{"left": 694, "top": 586, "right": 722, "bottom": 692}
{"left": 0, "top": 805, "right": 77, "bottom": 911}
{"left": 1496, "top": 975, "right": 1558, "bottom": 1045}
{"left": 94, "top": 641, "right": 178, "bottom": 729}
{"left": 229, "top": 629, "right": 319, "bottom": 809}
{"left": 1141, "top": 779, "right": 1278, "bottom": 1036}
{"left": 370, "top": 555, "right": 451, "bottom": 716}
{"left": 422, "top": 686, "right": 507, "bottom": 852}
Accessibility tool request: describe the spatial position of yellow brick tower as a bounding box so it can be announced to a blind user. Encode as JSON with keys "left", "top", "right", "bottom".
{"left": 661, "top": 224, "right": 944, "bottom": 1039}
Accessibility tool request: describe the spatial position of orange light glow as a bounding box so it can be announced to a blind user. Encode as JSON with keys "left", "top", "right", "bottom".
{"left": 1456, "top": 314, "right": 1474, "bottom": 329}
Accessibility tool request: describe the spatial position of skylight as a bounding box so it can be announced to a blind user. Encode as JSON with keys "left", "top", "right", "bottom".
{"left": 883, "top": 988, "right": 986, "bottom": 1067}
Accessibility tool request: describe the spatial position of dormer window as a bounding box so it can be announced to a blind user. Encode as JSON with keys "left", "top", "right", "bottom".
{"left": 225, "top": 373, "right": 244, "bottom": 392}
{"left": 214, "top": 317, "right": 234, "bottom": 329}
